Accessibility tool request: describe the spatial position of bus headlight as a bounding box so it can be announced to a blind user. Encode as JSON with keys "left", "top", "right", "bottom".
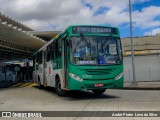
{"left": 114, "top": 72, "right": 123, "bottom": 80}
{"left": 69, "top": 73, "right": 83, "bottom": 82}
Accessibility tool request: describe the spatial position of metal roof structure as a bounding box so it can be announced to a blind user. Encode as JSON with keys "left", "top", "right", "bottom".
{"left": 0, "top": 12, "right": 33, "bottom": 31}
{"left": 0, "top": 12, "right": 46, "bottom": 62}
{"left": 29, "top": 31, "right": 61, "bottom": 42}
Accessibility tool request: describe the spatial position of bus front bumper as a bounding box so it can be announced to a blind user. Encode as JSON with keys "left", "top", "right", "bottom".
{"left": 68, "top": 77, "right": 124, "bottom": 90}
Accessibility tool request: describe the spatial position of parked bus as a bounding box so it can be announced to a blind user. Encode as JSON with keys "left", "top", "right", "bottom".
{"left": 0, "top": 64, "right": 21, "bottom": 87}
{"left": 33, "top": 25, "right": 123, "bottom": 96}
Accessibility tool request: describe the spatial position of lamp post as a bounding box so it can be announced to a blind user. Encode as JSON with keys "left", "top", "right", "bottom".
{"left": 129, "top": 0, "right": 137, "bottom": 86}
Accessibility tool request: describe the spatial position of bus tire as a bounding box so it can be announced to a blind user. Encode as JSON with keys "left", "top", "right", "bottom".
{"left": 55, "top": 77, "right": 67, "bottom": 96}
{"left": 92, "top": 89, "right": 106, "bottom": 95}
{"left": 38, "top": 77, "right": 43, "bottom": 89}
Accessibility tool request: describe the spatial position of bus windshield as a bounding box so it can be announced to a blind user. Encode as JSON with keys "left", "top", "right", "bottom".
{"left": 70, "top": 36, "right": 122, "bottom": 65}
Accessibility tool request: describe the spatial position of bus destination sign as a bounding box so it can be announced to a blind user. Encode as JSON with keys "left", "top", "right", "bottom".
{"left": 72, "top": 26, "right": 117, "bottom": 34}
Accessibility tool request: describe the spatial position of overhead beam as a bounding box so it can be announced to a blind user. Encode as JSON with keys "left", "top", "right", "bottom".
{"left": 28, "top": 31, "right": 61, "bottom": 42}
{"left": 0, "top": 38, "right": 35, "bottom": 53}
{"left": 0, "top": 51, "right": 32, "bottom": 62}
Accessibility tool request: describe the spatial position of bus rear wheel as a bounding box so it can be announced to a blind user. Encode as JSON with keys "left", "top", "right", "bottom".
{"left": 92, "top": 89, "right": 106, "bottom": 95}
{"left": 55, "top": 77, "right": 67, "bottom": 96}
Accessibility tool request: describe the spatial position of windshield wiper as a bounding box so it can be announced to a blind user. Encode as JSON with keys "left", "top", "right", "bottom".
{"left": 79, "top": 33, "right": 91, "bottom": 47}
{"left": 79, "top": 33, "right": 92, "bottom": 56}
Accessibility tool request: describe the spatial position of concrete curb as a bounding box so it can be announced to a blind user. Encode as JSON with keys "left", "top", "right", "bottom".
{"left": 117, "top": 87, "right": 160, "bottom": 90}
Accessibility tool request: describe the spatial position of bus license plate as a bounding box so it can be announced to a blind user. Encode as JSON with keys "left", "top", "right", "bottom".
{"left": 94, "top": 84, "right": 104, "bottom": 87}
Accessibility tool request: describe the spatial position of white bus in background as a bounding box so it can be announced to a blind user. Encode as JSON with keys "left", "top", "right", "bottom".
{"left": 0, "top": 64, "right": 21, "bottom": 87}
{"left": 0, "top": 65, "right": 5, "bottom": 86}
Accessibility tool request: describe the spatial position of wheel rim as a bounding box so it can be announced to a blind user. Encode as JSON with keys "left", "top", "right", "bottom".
{"left": 57, "top": 82, "right": 66, "bottom": 95}
{"left": 57, "top": 82, "right": 62, "bottom": 92}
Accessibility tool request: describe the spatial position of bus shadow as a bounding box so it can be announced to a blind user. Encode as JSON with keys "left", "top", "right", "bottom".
{"left": 67, "top": 90, "right": 120, "bottom": 100}
{"left": 34, "top": 86, "right": 120, "bottom": 100}
{"left": 34, "top": 86, "right": 56, "bottom": 92}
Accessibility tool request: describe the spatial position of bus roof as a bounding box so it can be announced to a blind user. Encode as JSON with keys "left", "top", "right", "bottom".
{"left": 33, "top": 32, "right": 64, "bottom": 55}
{"left": 66, "top": 24, "right": 118, "bottom": 29}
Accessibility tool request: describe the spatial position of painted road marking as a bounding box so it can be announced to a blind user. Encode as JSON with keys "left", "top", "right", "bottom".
{"left": 10, "top": 83, "right": 24, "bottom": 87}
{"left": 19, "top": 82, "right": 34, "bottom": 87}
{"left": 26, "top": 83, "right": 37, "bottom": 87}
{"left": 10, "top": 82, "right": 37, "bottom": 88}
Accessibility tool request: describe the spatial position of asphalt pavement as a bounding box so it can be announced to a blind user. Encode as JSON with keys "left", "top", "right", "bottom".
{"left": 0, "top": 83, "right": 160, "bottom": 120}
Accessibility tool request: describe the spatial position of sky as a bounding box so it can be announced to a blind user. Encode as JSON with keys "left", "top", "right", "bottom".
{"left": 0, "top": 0, "right": 160, "bottom": 38}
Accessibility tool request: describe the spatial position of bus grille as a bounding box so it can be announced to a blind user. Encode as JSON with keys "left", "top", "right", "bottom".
{"left": 83, "top": 78, "right": 114, "bottom": 81}
{"left": 80, "top": 68, "right": 116, "bottom": 75}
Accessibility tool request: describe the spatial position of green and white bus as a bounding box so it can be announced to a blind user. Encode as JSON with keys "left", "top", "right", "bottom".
{"left": 33, "top": 25, "right": 123, "bottom": 96}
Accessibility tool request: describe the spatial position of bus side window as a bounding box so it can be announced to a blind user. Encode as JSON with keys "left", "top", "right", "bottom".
{"left": 38, "top": 51, "right": 42, "bottom": 64}
{"left": 33, "top": 55, "right": 37, "bottom": 70}
{"left": 51, "top": 42, "right": 55, "bottom": 60}
{"left": 47, "top": 45, "right": 51, "bottom": 62}
{"left": 55, "top": 38, "right": 61, "bottom": 58}
{"left": 35, "top": 54, "right": 38, "bottom": 70}
{"left": 37, "top": 53, "right": 39, "bottom": 64}
{"left": 37, "top": 51, "right": 42, "bottom": 64}
{"left": 33, "top": 56, "right": 35, "bottom": 68}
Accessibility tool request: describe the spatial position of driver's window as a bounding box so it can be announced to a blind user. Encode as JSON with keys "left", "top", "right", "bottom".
{"left": 109, "top": 41, "right": 117, "bottom": 55}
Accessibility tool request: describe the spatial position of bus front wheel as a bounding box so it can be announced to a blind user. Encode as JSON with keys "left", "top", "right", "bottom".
{"left": 92, "top": 89, "right": 106, "bottom": 95}
{"left": 55, "top": 77, "right": 67, "bottom": 96}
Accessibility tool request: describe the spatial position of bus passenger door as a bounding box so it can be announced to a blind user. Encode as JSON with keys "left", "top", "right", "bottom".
{"left": 62, "top": 38, "right": 68, "bottom": 88}
{"left": 43, "top": 49, "right": 47, "bottom": 85}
